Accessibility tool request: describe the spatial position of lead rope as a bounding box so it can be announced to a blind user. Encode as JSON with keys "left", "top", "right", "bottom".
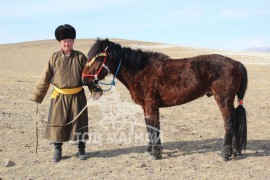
{"left": 47, "top": 102, "right": 89, "bottom": 127}
{"left": 35, "top": 99, "right": 91, "bottom": 153}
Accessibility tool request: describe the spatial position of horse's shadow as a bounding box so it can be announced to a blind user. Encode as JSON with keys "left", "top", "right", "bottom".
{"left": 86, "top": 139, "right": 270, "bottom": 159}
{"left": 62, "top": 155, "right": 73, "bottom": 160}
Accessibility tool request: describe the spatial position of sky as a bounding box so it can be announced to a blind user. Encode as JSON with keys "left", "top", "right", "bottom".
{"left": 1, "top": 0, "right": 270, "bottom": 50}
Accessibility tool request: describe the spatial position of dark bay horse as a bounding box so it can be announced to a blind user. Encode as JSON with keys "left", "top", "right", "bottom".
{"left": 82, "top": 39, "right": 248, "bottom": 161}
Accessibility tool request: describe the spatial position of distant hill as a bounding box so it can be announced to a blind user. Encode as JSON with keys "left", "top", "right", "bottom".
{"left": 244, "top": 46, "right": 270, "bottom": 52}
{"left": 0, "top": 39, "right": 269, "bottom": 67}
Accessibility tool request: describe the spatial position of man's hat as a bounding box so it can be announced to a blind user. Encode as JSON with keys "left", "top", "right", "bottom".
{"left": 55, "top": 24, "right": 76, "bottom": 41}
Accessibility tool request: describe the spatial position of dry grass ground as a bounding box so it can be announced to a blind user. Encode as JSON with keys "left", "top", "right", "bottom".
{"left": 0, "top": 39, "right": 269, "bottom": 179}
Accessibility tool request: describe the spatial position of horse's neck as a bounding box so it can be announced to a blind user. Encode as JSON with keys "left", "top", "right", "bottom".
{"left": 114, "top": 65, "right": 134, "bottom": 90}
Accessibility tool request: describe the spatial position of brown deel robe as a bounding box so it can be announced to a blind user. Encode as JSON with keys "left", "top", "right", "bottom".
{"left": 31, "top": 50, "right": 89, "bottom": 142}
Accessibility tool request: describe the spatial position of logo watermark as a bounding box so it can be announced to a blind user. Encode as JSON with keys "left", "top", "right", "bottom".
{"left": 76, "top": 87, "right": 163, "bottom": 146}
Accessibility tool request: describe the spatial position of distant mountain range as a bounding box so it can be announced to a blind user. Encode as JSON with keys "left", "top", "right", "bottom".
{"left": 244, "top": 46, "right": 270, "bottom": 52}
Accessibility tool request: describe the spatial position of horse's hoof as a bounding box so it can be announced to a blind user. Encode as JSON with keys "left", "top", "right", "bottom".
{"left": 220, "top": 154, "right": 231, "bottom": 161}
{"left": 232, "top": 147, "right": 241, "bottom": 156}
{"left": 148, "top": 155, "right": 157, "bottom": 160}
{"left": 231, "top": 156, "right": 237, "bottom": 160}
{"left": 144, "top": 151, "right": 151, "bottom": 156}
{"left": 148, "top": 154, "right": 162, "bottom": 160}
{"left": 232, "top": 151, "right": 239, "bottom": 159}
{"left": 221, "top": 145, "right": 232, "bottom": 160}
{"left": 144, "top": 151, "right": 161, "bottom": 160}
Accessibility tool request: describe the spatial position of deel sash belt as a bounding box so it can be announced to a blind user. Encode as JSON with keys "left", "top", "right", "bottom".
{"left": 51, "top": 86, "right": 83, "bottom": 99}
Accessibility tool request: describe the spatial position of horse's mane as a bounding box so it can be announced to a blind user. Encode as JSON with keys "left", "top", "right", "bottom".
{"left": 87, "top": 39, "right": 170, "bottom": 73}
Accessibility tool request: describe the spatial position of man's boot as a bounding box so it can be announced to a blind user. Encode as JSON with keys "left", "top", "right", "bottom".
{"left": 78, "top": 141, "right": 87, "bottom": 160}
{"left": 53, "top": 142, "right": 63, "bottom": 162}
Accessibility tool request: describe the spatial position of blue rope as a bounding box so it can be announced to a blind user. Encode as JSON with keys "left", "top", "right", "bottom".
{"left": 98, "top": 59, "right": 122, "bottom": 92}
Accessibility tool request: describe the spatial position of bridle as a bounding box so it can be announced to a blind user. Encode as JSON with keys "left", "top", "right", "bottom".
{"left": 82, "top": 49, "right": 122, "bottom": 92}
{"left": 82, "top": 52, "right": 110, "bottom": 80}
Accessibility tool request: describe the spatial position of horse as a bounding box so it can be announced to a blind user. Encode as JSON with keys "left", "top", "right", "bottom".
{"left": 82, "top": 38, "right": 248, "bottom": 161}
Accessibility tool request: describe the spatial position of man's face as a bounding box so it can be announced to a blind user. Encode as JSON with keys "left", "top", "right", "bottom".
{"left": 60, "top": 39, "right": 74, "bottom": 54}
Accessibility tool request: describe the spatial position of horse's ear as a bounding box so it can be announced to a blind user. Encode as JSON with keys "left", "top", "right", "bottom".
{"left": 104, "top": 38, "right": 110, "bottom": 51}
{"left": 96, "top": 37, "right": 102, "bottom": 45}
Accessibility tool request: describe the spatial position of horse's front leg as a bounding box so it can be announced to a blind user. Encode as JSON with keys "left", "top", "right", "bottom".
{"left": 143, "top": 105, "right": 162, "bottom": 160}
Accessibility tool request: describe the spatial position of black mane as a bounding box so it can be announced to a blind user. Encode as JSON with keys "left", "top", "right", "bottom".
{"left": 87, "top": 39, "right": 169, "bottom": 72}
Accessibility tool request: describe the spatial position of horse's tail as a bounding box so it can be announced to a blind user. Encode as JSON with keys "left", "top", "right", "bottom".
{"left": 234, "top": 63, "right": 248, "bottom": 155}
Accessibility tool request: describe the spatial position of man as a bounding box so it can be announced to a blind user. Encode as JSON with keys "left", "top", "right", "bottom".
{"left": 31, "top": 24, "right": 102, "bottom": 162}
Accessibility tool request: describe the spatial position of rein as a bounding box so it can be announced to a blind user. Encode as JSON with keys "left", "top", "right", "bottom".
{"left": 98, "top": 59, "right": 122, "bottom": 92}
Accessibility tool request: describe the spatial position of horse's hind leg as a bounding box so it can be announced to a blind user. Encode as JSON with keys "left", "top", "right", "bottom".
{"left": 214, "top": 96, "right": 236, "bottom": 161}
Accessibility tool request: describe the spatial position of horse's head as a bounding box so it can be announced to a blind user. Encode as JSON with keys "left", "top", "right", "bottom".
{"left": 82, "top": 38, "right": 122, "bottom": 86}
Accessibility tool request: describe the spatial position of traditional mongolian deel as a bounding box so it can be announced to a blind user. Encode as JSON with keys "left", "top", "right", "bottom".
{"left": 31, "top": 50, "right": 89, "bottom": 142}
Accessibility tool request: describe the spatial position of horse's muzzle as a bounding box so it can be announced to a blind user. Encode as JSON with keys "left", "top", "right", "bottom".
{"left": 81, "top": 76, "right": 89, "bottom": 86}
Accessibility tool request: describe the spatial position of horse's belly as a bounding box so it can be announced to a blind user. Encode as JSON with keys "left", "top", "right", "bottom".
{"left": 159, "top": 87, "right": 206, "bottom": 107}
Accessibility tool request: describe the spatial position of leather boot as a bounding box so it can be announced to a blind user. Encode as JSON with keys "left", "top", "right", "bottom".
{"left": 78, "top": 141, "right": 87, "bottom": 160}
{"left": 53, "top": 142, "right": 62, "bottom": 162}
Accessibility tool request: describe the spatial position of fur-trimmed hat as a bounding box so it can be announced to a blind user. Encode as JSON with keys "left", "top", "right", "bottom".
{"left": 55, "top": 24, "right": 76, "bottom": 41}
